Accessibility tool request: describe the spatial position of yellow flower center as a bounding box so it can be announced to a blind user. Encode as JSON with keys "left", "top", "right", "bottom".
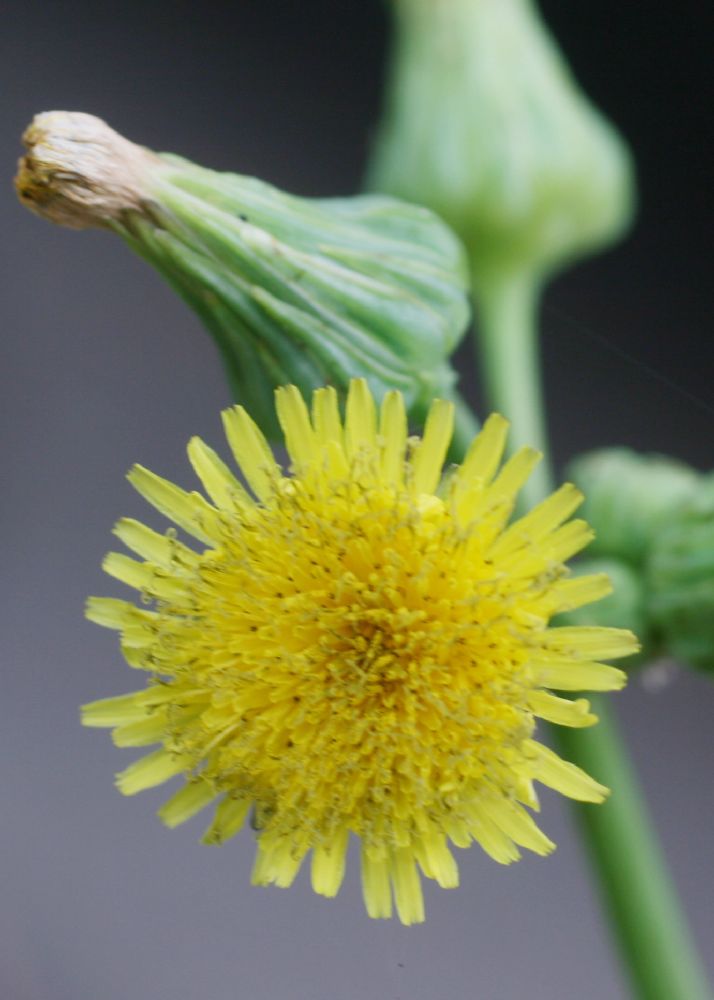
{"left": 156, "top": 472, "right": 540, "bottom": 859}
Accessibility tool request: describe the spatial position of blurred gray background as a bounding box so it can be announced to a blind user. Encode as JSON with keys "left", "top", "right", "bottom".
{"left": 1, "top": 3, "right": 712, "bottom": 999}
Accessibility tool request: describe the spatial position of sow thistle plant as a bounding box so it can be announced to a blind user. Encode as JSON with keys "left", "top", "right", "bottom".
{"left": 15, "top": 0, "right": 713, "bottom": 996}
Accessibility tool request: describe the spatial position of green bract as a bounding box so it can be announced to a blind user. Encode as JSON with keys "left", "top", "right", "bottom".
{"left": 648, "top": 476, "right": 714, "bottom": 673}
{"left": 368, "top": 0, "right": 635, "bottom": 284}
{"left": 568, "top": 449, "right": 698, "bottom": 566}
{"left": 17, "top": 112, "right": 471, "bottom": 438}
{"left": 124, "top": 166, "right": 471, "bottom": 436}
{"left": 568, "top": 448, "right": 714, "bottom": 675}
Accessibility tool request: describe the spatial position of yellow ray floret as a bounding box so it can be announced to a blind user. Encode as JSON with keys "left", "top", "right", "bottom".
{"left": 83, "top": 379, "right": 638, "bottom": 924}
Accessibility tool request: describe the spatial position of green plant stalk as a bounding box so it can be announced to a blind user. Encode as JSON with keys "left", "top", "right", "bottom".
{"left": 473, "top": 270, "right": 552, "bottom": 509}
{"left": 448, "top": 388, "right": 481, "bottom": 463}
{"left": 557, "top": 701, "right": 711, "bottom": 1000}
{"left": 469, "top": 271, "right": 712, "bottom": 1000}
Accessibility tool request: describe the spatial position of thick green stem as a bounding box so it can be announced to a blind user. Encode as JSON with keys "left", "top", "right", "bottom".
{"left": 556, "top": 702, "right": 711, "bottom": 1000}
{"left": 447, "top": 388, "right": 481, "bottom": 463}
{"left": 471, "top": 269, "right": 711, "bottom": 1000}
{"left": 473, "top": 270, "right": 552, "bottom": 509}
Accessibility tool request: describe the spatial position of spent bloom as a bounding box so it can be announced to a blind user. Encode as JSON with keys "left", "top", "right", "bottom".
{"left": 16, "top": 112, "right": 470, "bottom": 438}
{"left": 84, "top": 380, "right": 636, "bottom": 923}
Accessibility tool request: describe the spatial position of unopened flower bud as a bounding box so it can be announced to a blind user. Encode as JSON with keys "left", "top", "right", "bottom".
{"left": 368, "top": 0, "right": 635, "bottom": 283}
{"left": 17, "top": 111, "right": 471, "bottom": 438}
{"left": 568, "top": 449, "right": 698, "bottom": 566}
{"left": 648, "top": 476, "right": 714, "bottom": 673}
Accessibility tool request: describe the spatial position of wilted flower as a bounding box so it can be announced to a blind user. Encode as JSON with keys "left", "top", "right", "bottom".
{"left": 84, "top": 380, "right": 636, "bottom": 923}
{"left": 16, "top": 111, "right": 471, "bottom": 439}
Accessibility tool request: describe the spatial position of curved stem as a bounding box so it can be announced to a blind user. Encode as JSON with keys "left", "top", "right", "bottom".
{"left": 471, "top": 268, "right": 712, "bottom": 1000}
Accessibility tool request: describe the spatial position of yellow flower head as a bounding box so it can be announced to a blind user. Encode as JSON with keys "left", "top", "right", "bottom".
{"left": 84, "top": 379, "right": 637, "bottom": 924}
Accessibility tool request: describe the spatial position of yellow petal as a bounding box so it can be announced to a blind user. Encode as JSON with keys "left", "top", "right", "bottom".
{"left": 409, "top": 398, "right": 454, "bottom": 496}
{"left": 113, "top": 518, "right": 198, "bottom": 572}
{"left": 391, "top": 847, "right": 425, "bottom": 926}
{"left": 102, "top": 552, "right": 189, "bottom": 601}
{"left": 115, "top": 749, "right": 188, "bottom": 795}
{"left": 490, "top": 483, "right": 583, "bottom": 559}
{"left": 532, "top": 656, "right": 627, "bottom": 692}
{"left": 544, "top": 573, "right": 613, "bottom": 614}
{"left": 344, "top": 378, "right": 377, "bottom": 460}
{"left": 361, "top": 846, "right": 392, "bottom": 919}
{"left": 527, "top": 741, "right": 609, "bottom": 802}
{"left": 128, "top": 465, "right": 221, "bottom": 543}
{"left": 464, "top": 805, "right": 520, "bottom": 864}
{"left": 275, "top": 384, "right": 318, "bottom": 472}
{"left": 414, "top": 833, "right": 459, "bottom": 888}
{"left": 201, "top": 795, "right": 251, "bottom": 845}
{"left": 112, "top": 712, "right": 167, "bottom": 747}
{"left": 311, "top": 386, "right": 344, "bottom": 450}
{"left": 458, "top": 413, "right": 509, "bottom": 489}
{"left": 82, "top": 690, "right": 156, "bottom": 728}
{"left": 480, "top": 796, "right": 555, "bottom": 855}
{"left": 221, "top": 404, "right": 280, "bottom": 501}
{"left": 487, "top": 447, "right": 541, "bottom": 506}
{"left": 187, "top": 437, "right": 252, "bottom": 510}
{"left": 378, "top": 389, "right": 408, "bottom": 488}
{"left": 311, "top": 827, "right": 349, "bottom": 897}
{"left": 251, "top": 837, "right": 306, "bottom": 888}
{"left": 528, "top": 690, "right": 597, "bottom": 727}
{"left": 158, "top": 780, "right": 216, "bottom": 828}
{"left": 85, "top": 596, "right": 158, "bottom": 633}
{"left": 542, "top": 626, "right": 640, "bottom": 661}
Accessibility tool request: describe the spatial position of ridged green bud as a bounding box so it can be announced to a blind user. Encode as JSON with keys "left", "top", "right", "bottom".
{"left": 648, "top": 476, "right": 714, "bottom": 673}
{"left": 568, "top": 449, "right": 699, "bottom": 566}
{"left": 16, "top": 112, "right": 471, "bottom": 438}
{"left": 368, "top": 0, "right": 635, "bottom": 282}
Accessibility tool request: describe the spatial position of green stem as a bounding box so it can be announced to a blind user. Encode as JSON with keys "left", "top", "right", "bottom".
{"left": 447, "top": 388, "right": 481, "bottom": 463}
{"left": 473, "top": 270, "right": 552, "bottom": 510}
{"left": 556, "top": 702, "right": 711, "bottom": 1000}
{"left": 471, "top": 268, "right": 712, "bottom": 1000}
